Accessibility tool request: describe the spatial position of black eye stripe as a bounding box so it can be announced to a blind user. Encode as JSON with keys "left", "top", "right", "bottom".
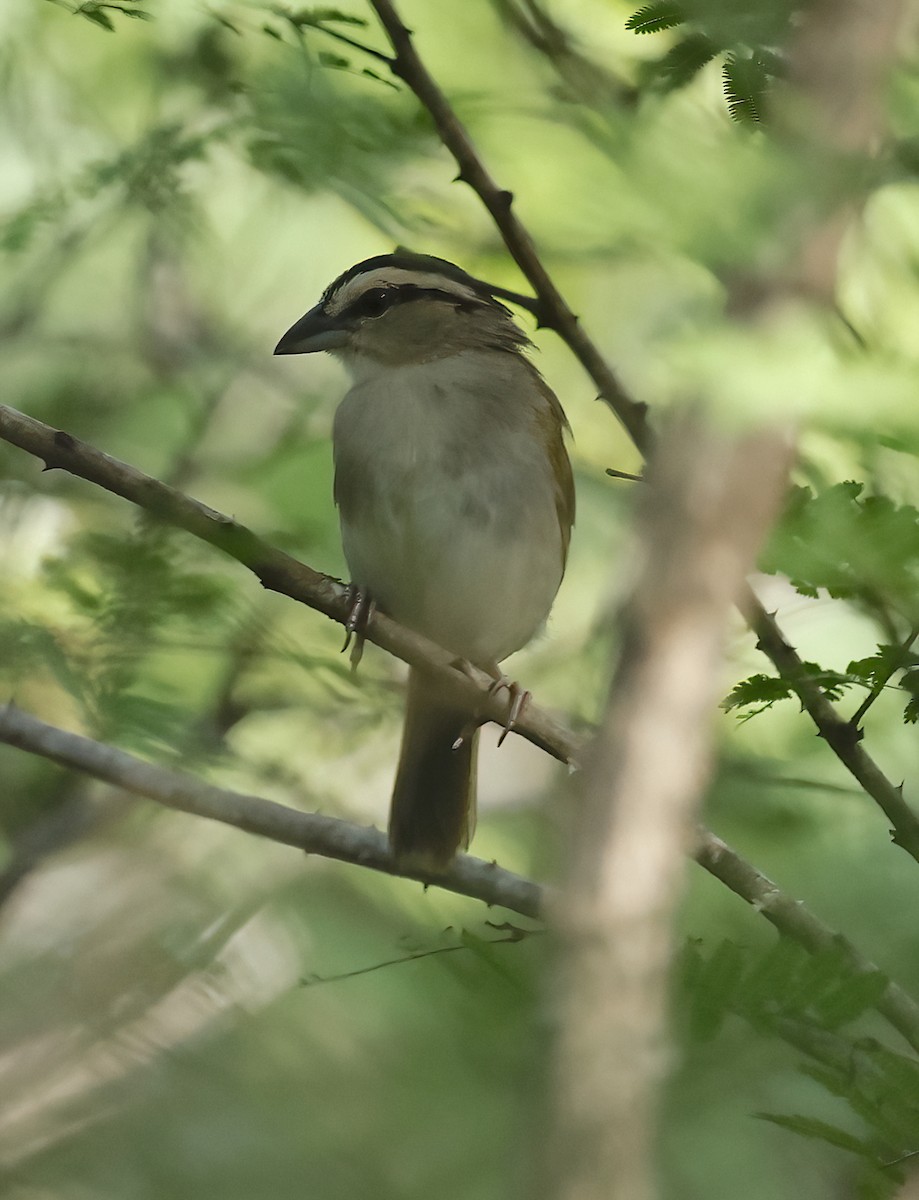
{"left": 338, "top": 284, "right": 489, "bottom": 322}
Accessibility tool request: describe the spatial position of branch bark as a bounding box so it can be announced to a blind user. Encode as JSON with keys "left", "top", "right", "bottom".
{"left": 367, "top": 0, "right": 650, "bottom": 451}
{"left": 0, "top": 403, "right": 578, "bottom": 765}
{"left": 5, "top": 700, "right": 919, "bottom": 1057}
{"left": 0, "top": 703, "right": 542, "bottom": 918}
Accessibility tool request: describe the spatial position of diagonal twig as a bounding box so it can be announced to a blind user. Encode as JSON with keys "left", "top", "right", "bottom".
{"left": 0, "top": 703, "right": 542, "bottom": 917}
{"left": 364, "top": 0, "right": 919, "bottom": 865}
{"left": 0, "top": 403, "right": 578, "bottom": 765}
{"left": 366, "top": 0, "right": 649, "bottom": 451}
{"left": 2, "top": 410, "right": 917, "bottom": 1047}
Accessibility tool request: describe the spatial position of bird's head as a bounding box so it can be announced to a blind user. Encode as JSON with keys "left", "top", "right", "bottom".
{"left": 274, "top": 251, "right": 529, "bottom": 367}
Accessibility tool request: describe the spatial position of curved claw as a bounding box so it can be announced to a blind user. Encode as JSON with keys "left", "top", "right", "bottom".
{"left": 341, "top": 585, "right": 376, "bottom": 670}
{"left": 488, "top": 677, "right": 531, "bottom": 747}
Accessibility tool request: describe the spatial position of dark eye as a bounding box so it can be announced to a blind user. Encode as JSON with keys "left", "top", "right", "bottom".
{"left": 353, "top": 288, "right": 392, "bottom": 319}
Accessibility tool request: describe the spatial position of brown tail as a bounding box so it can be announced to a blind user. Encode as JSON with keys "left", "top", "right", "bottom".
{"left": 388, "top": 669, "right": 477, "bottom": 870}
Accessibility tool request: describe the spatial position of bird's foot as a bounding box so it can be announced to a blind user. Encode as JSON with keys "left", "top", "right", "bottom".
{"left": 445, "top": 660, "right": 530, "bottom": 748}
{"left": 341, "top": 584, "right": 376, "bottom": 671}
{"left": 487, "top": 675, "right": 531, "bottom": 747}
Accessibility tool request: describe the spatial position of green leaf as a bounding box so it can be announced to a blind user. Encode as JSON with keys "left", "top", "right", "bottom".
{"left": 625, "top": 2, "right": 686, "bottom": 34}
{"left": 721, "top": 672, "right": 794, "bottom": 715}
{"left": 285, "top": 7, "right": 367, "bottom": 28}
{"left": 812, "top": 970, "right": 890, "bottom": 1029}
{"left": 723, "top": 52, "right": 767, "bottom": 123}
{"left": 687, "top": 939, "right": 745, "bottom": 1041}
{"left": 763, "top": 482, "right": 919, "bottom": 615}
{"left": 0, "top": 620, "right": 91, "bottom": 706}
{"left": 653, "top": 32, "right": 720, "bottom": 89}
{"left": 755, "top": 1112, "right": 877, "bottom": 1160}
{"left": 79, "top": 7, "right": 116, "bottom": 31}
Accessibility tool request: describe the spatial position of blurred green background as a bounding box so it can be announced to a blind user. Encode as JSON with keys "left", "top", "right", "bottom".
{"left": 2, "top": 1, "right": 919, "bottom": 1197}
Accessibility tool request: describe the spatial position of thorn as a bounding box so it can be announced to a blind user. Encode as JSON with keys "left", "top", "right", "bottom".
{"left": 53, "top": 430, "right": 76, "bottom": 451}
{"left": 498, "top": 189, "right": 514, "bottom": 208}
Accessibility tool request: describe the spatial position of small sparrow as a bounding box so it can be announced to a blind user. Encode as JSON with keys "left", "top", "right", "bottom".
{"left": 275, "top": 251, "right": 574, "bottom": 868}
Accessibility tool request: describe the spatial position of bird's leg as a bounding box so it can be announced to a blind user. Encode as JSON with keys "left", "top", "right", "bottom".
{"left": 449, "top": 659, "right": 531, "bottom": 749}
{"left": 486, "top": 671, "right": 531, "bottom": 747}
{"left": 341, "top": 584, "right": 376, "bottom": 671}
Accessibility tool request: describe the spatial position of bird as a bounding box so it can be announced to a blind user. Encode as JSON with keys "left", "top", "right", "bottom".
{"left": 275, "top": 250, "right": 574, "bottom": 870}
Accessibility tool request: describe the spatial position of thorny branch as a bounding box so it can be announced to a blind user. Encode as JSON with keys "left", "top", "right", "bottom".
{"left": 0, "top": 403, "right": 578, "bottom": 766}
{"left": 3, "top": 701, "right": 919, "bottom": 1056}
{"left": 367, "top": 0, "right": 650, "bottom": 452}
{"left": 365, "top": 0, "right": 919, "bottom": 864}
{"left": 0, "top": 704, "right": 542, "bottom": 917}
{"left": 1, "top": 410, "right": 917, "bottom": 1048}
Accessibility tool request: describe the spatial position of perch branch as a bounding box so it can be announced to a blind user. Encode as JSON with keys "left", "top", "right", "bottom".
{"left": 0, "top": 703, "right": 542, "bottom": 918}
{"left": 0, "top": 403, "right": 578, "bottom": 766}
{"left": 3, "top": 701, "right": 919, "bottom": 1054}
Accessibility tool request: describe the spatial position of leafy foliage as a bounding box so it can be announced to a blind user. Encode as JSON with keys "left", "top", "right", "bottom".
{"left": 723, "top": 483, "right": 919, "bottom": 727}
{"left": 723, "top": 50, "right": 777, "bottom": 123}
{"left": 47, "top": 0, "right": 153, "bottom": 31}
{"left": 763, "top": 483, "right": 919, "bottom": 617}
{"left": 1, "top": 526, "right": 236, "bottom": 752}
{"left": 4, "top": 4, "right": 919, "bottom": 1198}
{"left": 682, "top": 939, "right": 914, "bottom": 1195}
{"left": 625, "top": 2, "right": 687, "bottom": 35}
{"left": 626, "top": 0, "right": 801, "bottom": 119}
{"left": 242, "top": 30, "right": 429, "bottom": 228}
{"left": 722, "top": 662, "right": 855, "bottom": 720}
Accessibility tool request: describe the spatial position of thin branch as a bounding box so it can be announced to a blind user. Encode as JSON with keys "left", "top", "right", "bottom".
{"left": 366, "top": 0, "right": 650, "bottom": 451}
{"left": 301, "top": 925, "right": 540, "bottom": 987}
{"left": 695, "top": 828, "right": 919, "bottom": 1055}
{"left": 4, "top": 700, "right": 919, "bottom": 1055}
{"left": 492, "top": 0, "right": 636, "bottom": 111}
{"left": 0, "top": 403, "right": 578, "bottom": 766}
{"left": 0, "top": 703, "right": 542, "bottom": 918}
{"left": 744, "top": 592, "right": 919, "bottom": 862}
{"left": 365, "top": 0, "right": 919, "bottom": 865}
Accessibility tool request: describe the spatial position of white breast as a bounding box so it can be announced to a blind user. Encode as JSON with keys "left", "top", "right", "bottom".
{"left": 332, "top": 352, "right": 567, "bottom": 667}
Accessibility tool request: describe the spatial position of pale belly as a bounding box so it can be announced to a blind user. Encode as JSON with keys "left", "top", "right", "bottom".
{"left": 332, "top": 354, "right": 569, "bottom": 667}
{"left": 340, "top": 487, "right": 564, "bottom": 666}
